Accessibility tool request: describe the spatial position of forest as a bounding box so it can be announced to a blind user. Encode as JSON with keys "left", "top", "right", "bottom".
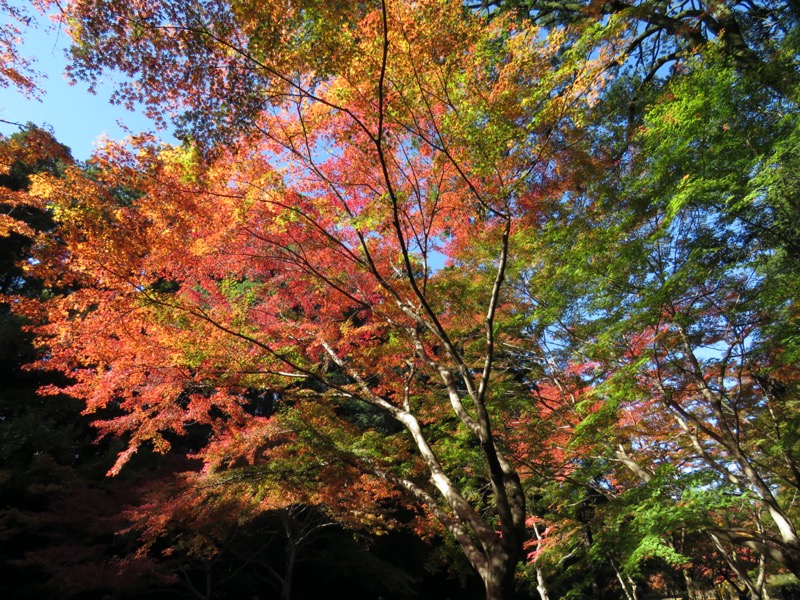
{"left": 1, "top": 1, "right": 800, "bottom": 599}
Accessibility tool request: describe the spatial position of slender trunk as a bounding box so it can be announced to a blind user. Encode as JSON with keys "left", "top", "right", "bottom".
{"left": 580, "top": 521, "right": 600, "bottom": 598}
{"left": 611, "top": 558, "right": 638, "bottom": 600}
{"left": 757, "top": 553, "right": 771, "bottom": 600}
{"left": 709, "top": 532, "right": 763, "bottom": 600}
{"left": 531, "top": 521, "right": 550, "bottom": 600}
{"left": 282, "top": 540, "right": 296, "bottom": 600}
{"left": 614, "top": 570, "right": 635, "bottom": 600}
{"left": 205, "top": 566, "right": 213, "bottom": 600}
{"left": 683, "top": 568, "right": 698, "bottom": 600}
{"left": 535, "top": 567, "right": 550, "bottom": 600}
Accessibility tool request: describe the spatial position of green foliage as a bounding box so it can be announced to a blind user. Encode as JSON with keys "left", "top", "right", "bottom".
{"left": 767, "top": 573, "right": 800, "bottom": 600}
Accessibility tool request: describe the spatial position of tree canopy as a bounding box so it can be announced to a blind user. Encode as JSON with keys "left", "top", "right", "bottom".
{"left": 2, "top": 1, "right": 800, "bottom": 599}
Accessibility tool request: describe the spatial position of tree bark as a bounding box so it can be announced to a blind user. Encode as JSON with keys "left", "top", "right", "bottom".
{"left": 482, "top": 549, "right": 519, "bottom": 600}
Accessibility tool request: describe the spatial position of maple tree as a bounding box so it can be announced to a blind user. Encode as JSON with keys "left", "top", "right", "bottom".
{"left": 0, "top": 0, "right": 45, "bottom": 98}
{"left": 0, "top": 126, "right": 461, "bottom": 600}
{"left": 5, "top": 0, "right": 800, "bottom": 598}
{"left": 472, "top": 2, "right": 800, "bottom": 597}
{"left": 15, "top": 1, "right": 622, "bottom": 598}
{"left": 0, "top": 126, "right": 168, "bottom": 600}
{"left": 480, "top": 0, "right": 799, "bottom": 100}
{"left": 511, "top": 17, "right": 800, "bottom": 595}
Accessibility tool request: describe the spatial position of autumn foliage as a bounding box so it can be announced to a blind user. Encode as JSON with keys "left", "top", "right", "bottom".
{"left": 2, "top": 1, "right": 800, "bottom": 599}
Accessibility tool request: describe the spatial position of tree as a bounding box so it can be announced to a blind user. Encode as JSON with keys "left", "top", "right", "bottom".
{"left": 0, "top": 0, "right": 44, "bottom": 98}
{"left": 0, "top": 128, "right": 448, "bottom": 600}
{"left": 513, "top": 28, "right": 800, "bottom": 595}
{"left": 19, "top": 1, "right": 619, "bottom": 598}
{"left": 17, "top": 1, "right": 800, "bottom": 597}
{"left": 0, "top": 125, "right": 169, "bottom": 600}
{"left": 477, "top": 0, "right": 800, "bottom": 100}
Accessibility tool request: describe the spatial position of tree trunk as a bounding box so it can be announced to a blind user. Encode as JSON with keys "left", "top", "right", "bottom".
{"left": 535, "top": 567, "right": 550, "bottom": 600}
{"left": 481, "top": 550, "right": 518, "bottom": 600}
{"left": 482, "top": 569, "right": 514, "bottom": 600}
{"left": 683, "top": 569, "right": 699, "bottom": 600}
{"left": 531, "top": 521, "right": 550, "bottom": 600}
{"left": 282, "top": 541, "right": 296, "bottom": 600}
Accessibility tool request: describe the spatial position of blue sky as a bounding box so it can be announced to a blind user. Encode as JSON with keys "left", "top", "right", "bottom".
{"left": 0, "top": 12, "right": 164, "bottom": 161}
